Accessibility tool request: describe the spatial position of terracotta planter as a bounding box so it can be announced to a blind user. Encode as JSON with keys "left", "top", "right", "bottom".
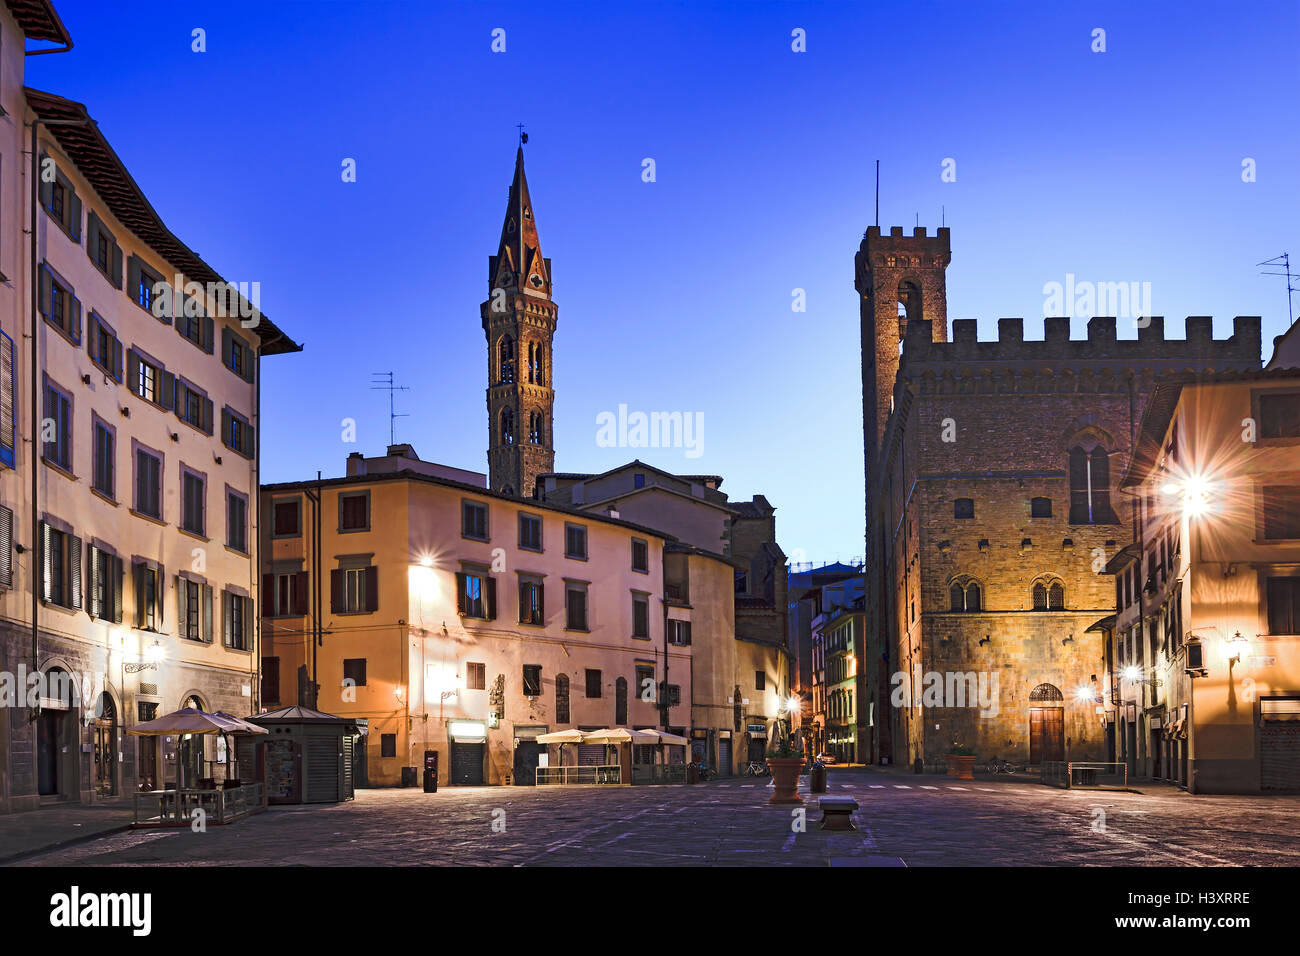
{"left": 945, "top": 754, "right": 975, "bottom": 780}
{"left": 767, "top": 757, "right": 805, "bottom": 804}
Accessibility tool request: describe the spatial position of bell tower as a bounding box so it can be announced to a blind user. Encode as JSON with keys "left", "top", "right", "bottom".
{"left": 482, "top": 146, "right": 557, "bottom": 497}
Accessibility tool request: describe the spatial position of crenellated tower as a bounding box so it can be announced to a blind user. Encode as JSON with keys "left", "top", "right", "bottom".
{"left": 481, "top": 146, "right": 556, "bottom": 497}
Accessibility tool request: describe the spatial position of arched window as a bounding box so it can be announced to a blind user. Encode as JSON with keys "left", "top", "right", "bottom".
{"left": 555, "top": 674, "right": 570, "bottom": 723}
{"left": 528, "top": 412, "right": 541, "bottom": 444}
{"left": 1033, "top": 582, "right": 1048, "bottom": 610}
{"left": 498, "top": 335, "right": 515, "bottom": 384}
{"left": 897, "top": 279, "right": 922, "bottom": 320}
{"left": 501, "top": 408, "right": 515, "bottom": 445}
{"left": 529, "top": 343, "right": 539, "bottom": 384}
{"left": 1029, "top": 683, "right": 1064, "bottom": 702}
{"left": 950, "top": 578, "right": 982, "bottom": 612}
{"left": 1068, "top": 441, "right": 1114, "bottom": 525}
{"left": 1031, "top": 496, "right": 1052, "bottom": 518}
{"left": 1049, "top": 581, "right": 1064, "bottom": 610}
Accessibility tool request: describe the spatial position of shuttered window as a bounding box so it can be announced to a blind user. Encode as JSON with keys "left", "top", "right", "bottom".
{"left": 585, "top": 668, "right": 602, "bottom": 699}
{"left": 566, "top": 584, "right": 588, "bottom": 631}
{"left": 227, "top": 492, "right": 248, "bottom": 552}
{"left": 176, "top": 381, "right": 213, "bottom": 434}
{"left": 177, "top": 308, "right": 215, "bottom": 354}
{"left": 1267, "top": 578, "right": 1300, "bottom": 635}
{"left": 127, "top": 350, "right": 174, "bottom": 409}
{"left": 221, "top": 407, "right": 254, "bottom": 458}
{"left": 177, "top": 578, "right": 213, "bottom": 642}
{"left": 92, "top": 421, "right": 114, "bottom": 498}
{"left": 518, "top": 513, "right": 542, "bottom": 551}
{"left": 331, "top": 565, "right": 379, "bottom": 614}
{"left": 40, "top": 522, "right": 83, "bottom": 611}
{"left": 42, "top": 381, "right": 72, "bottom": 471}
{"left": 466, "top": 662, "right": 486, "bottom": 690}
{"left": 181, "top": 470, "right": 205, "bottom": 536}
{"left": 632, "top": 594, "right": 649, "bottom": 638}
{"left": 0, "top": 332, "right": 13, "bottom": 469}
{"left": 565, "top": 523, "right": 587, "bottom": 560}
{"left": 37, "top": 264, "right": 82, "bottom": 344}
{"left": 631, "top": 538, "right": 648, "bottom": 572}
{"left": 222, "top": 328, "right": 255, "bottom": 383}
{"left": 518, "top": 578, "right": 543, "bottom": 624}
{"left": 128, "top": 255, "right": 165, "bottom": 315}
{"left": 86, "top": 211, "right": 124, "bottom": 287}
{"left": 87, "top": 313, "right": 124, "bottom": 382}
{"left": 87, "top": 546, "right": 123, "bottom": 622}
{"left": 262, "top": 657, "right": 281, "bottom": 705}
{"left": 343, "top": 659, "right": 367, "bottom": 687}
{"left": 1263, "top": 486, "right": 1300, "bottom": 540}
{"left": 455, "top": 571, "right": 495, "bottom": 620}
{"left": 339, "top": 492, "right": 369, "bottom": 531}
{"left": 272, "top": 499, "right": 300, "bottom": 536}
{"left": 134, "top": 562, "right": 162, "bottom": 630}
{"left": 135, "top": 450, "right": 162, "bottom": 519}
{"left": 39, "top": 159, "right": 82, "bottom": 241}
{"left": 461, "top": 500, "right": 488, "bottom": 540}
{"left": 223, "top": 590, "right": 251, "bottom": 650}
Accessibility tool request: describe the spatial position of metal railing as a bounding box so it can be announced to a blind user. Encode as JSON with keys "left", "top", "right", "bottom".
{"left": 132, "top": 783, "right": 266, "bottom": 826}
{"left": 535, "top": 765, "right": 622, "bottom": 786}
{"left": 631, "top": 763, "right": 688, "bottom": 785}
{"left": 1040, "top": 762, "right": 1127, "bottom": 789}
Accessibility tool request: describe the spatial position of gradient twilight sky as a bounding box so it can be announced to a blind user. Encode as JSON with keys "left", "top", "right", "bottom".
{"left": 29, "top": 1, "right": 1300, "bottom": 564}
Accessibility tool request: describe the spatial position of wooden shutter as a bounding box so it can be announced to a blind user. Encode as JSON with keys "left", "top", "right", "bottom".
{"left": 87, "top": 545, "right": 100, "bottom": 618}
{"left": 0, "top": 333, "right": 14, "bottom": 467}
{"left": 485, "top": 577, "right": 497, "bottom": 620}
{"left": 38, "top": 157, "right": 53, "bottom": 210}
{"left": 222, "top": 590, "right": 231, "bottom": 646}
{"left": 112, "top": 338, "right": 123, "bottom": 382}
{"left": 330, "top": 569, "right": 343, "bottom": 613}
{"left": 127, "top": 351, "right": 140, "bottom": 395}
{"left": 293, "top": 572, "right": 308, "bottom": 615}
{"left": 202, "top": 315, "right": 215, "bottom": 353}
{"left": 69, "top": 294, "right": 82, "bottom": 344}
{"left": 133, "top": 562, "right": 144, "bottom": 627}
{"left": 537, "top": 581, "right": 544, "bottom": 617}
{"left": 67, "top": 535, "right": 82, "bottom": 610}
{"left": 111, "top": 241, "right": 123, "bottom": 289}
{"left": 37, "top": 264, "right": 51, "bottom": 317}
{"left": 127, "top": 256, "right": 141, "bottom": 303}
{"left": 456, "top": 572, "right": 467, "bottom": 614}
{"left": 159, "top": 370, "right": 176, "bottom": 410}
{"left": 87, "top": 212, "right": 100, "bottom": 262}
{"left": 177, "top": 576, "right": 188, "bottom": 636}
{"left": 40, "top": 522, "right": 53, "bottom": 603}
{"left": 69, "top": 192, "right": 82, "bottom": 242}
{"left": 365, "top": 566, "right": 379, "bottom": 612}
{"left": 112, "top": 556, "right": 124, "bottom": 623}
{"left": 0, "top": 505, "right": 12, "bottom": 588}
{"left": 202, "top": 396, "right": 214, "bottom": 435}
{"left": 203, "top": 586, "right": 214, "bottom": 642}
{"left": 221, "top": 408, "right": 232, "bottom": 448}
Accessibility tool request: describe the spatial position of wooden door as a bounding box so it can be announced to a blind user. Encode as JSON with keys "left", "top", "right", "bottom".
{"left": 1029, "top": 707, "right": 1064, "bottom": 764}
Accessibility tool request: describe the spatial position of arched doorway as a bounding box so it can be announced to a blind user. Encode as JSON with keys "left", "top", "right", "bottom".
{"left": 93, "top": 692, "right": 118, "bottom": 796}
{"left": 1028, "top": 683, "right": 1065, "bottom": 765}
{"left": 178, "top": 694, "right": 207, "bottom": 787}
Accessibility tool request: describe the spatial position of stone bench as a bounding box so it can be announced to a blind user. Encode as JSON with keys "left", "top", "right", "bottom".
{"left": 818, "top": 796, "right": 858, "bottom": 831}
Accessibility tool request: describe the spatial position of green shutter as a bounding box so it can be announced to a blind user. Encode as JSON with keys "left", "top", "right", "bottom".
{"left": 38, "top": 156, "right": 53, "bottom": 211}
{"left": 160, "top": 370, "right": 176, "bottom": 410}
{"left": 69, "top": 294, "right": 82, "bottom": 345}
{"left": 203, "top": 585, "right": 213, "bottom": 642}
{"left": 111, "top": 242, "right": 123, "bottom": 289}
{"left": 67, "top": 535, "right": 82, "bottom": 611}
{"left": 37, "top": 265, "right": 51, "bottom": 317}
{"left": 40, "top": 522, "right": 53, "bottom": 603}
{"left": 86, "top": 213, "right": 100, "bottom": 264}
{"left": 127, "top": 351, "right": 140, "bottom": 395}
{"left": 202, "top": 315, "right": 214, "bottom": 353}
{"left": 112, "top": 557, "right": 124, "bottom": 624}
{"left": 69, "top": 192, "right": 82, "bottom": 242}
{"left": 176, "top": 575, "right": 187, "bottom": 636}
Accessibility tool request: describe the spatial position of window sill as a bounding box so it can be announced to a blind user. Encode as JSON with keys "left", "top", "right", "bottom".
{"left": 339, "top": 526, "right": 370, "bottom": 534}
{"left": 40, "top": 599, "right": 80, "bottom": 616}
{"left": 90, "top": 488, "right": 118, "bottom": 507}
{"left": 632, "top": 634, "right": 651, "bottom": 641}
{"left": 225, "top": 545, "right": 250, "bottom": 558}
{"left": 565, "top": 554, "right": 589, "bottom": 562}
{"left": 519, "top": 545, "right": 543, "bottom": 554}
{"left": 88, "top": 360, "right": 122, "bottom": 384}
{"left": 130, "top": 508, "right": 167, "bottom": 527}
{"left": 334, "top": 609, "right": 376, "bottom": 616}
{"left": 518, "top": 619, "right": 546, "bottom": 628}
{"left": 564, "top": 626, "right": 590, "bottom": 634}
{"left": 179, "top": 528, "right": 210, "bottom": 544}
{"left": 41, "top": 458, "right": 76, "bottom": 481}
{"left": 462, "top": 534, "right": 490, "bottom": 544}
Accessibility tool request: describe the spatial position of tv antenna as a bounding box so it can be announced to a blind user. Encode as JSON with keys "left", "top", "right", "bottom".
{"left": 370, "top": 372, "right": 409, "bottom": 446}
{"left": 1259, "top": 253, "right": 1298, "bottom": 329}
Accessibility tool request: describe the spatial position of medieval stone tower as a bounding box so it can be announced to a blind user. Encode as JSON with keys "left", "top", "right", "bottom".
{"left": 481, "top": 146, "right": 556, "bottom": 496}
{"left": 855, "top": 225, "right": 952, "bottom": 473}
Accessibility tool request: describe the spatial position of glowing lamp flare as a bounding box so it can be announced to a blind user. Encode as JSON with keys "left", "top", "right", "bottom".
{"left": 1162, "top": 474, "right": 1213, "bottom": 517}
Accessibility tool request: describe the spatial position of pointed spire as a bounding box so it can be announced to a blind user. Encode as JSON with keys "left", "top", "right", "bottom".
{"left": 492, "top": 145, "right": 548, "bottom": 295}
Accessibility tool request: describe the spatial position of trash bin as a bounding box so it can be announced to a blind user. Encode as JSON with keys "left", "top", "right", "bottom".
{"left": 686, "top": 763, "right": 699, "bottom": 784}
{"left": 810, "top": 762, "right": 827, "bottom": 794}
{"left": 423, "top": 750, "right": 439, "bottom": 793}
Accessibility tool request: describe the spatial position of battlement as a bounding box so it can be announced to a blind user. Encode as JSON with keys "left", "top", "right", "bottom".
{"left": 902, "top": 315, "right": 1262, "bottom": 371}
{"left": 861, "top": 225, "right": 951, "bottom": 259}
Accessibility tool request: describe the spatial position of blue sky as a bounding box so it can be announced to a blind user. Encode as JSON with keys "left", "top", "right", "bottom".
{"left": 30, "top": 1, "right": 1300, "bottom": 564}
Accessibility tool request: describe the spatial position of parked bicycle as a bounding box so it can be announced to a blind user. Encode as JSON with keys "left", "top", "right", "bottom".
{"left": 743, "top": 761, "right": 770, "bottom": 777}
{"left": 691, "top": 761, "right": 714, "bottom": 782}
{"left": 986, "top": 757, "right": 1019, "bottom": 775}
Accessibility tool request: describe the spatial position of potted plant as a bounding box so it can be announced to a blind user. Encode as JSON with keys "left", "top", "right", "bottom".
{"left": 945, "top": 743, "right": 976, "bottom": 780}
{"left": 766, "top": 737, "right": 805, "bottom": 804}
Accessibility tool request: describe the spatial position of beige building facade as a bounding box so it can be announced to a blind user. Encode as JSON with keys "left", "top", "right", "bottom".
{"left": 0, "top": 3, "right": 299, "bottom": 812}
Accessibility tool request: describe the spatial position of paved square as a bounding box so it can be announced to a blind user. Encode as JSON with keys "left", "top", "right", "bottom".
{"left": 14, "top": 770, "right": 1300, "bottom": 867}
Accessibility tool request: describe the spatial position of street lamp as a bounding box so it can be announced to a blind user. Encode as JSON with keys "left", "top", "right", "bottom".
{"left": 1161, "top": 473, "right": 1213, "bottom": 518}
{"left": 1223, "top": 630, "right": 1250, "bottom": 664}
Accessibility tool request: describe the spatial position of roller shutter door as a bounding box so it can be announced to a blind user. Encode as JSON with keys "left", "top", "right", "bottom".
{"left": 717, "top": 737, "right": 732, "bottom": 777}
{"left": 577, "top": 743, "right": 606, "bottom": 766}
{"left": 305, "top": 737, "right": 339, "bottom": 803}
{"left": 451, "top": 742, "right": 484, "bottom": 785}
{"left": 1261, "top": 720, "right": 1300, "bottom": 791}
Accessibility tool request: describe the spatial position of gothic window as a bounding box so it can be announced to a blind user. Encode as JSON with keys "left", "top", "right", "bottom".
{"left": 1068, "top": 442, "right": 1115, "bottom": 524}
{"left": 498, "top": 335, "right": 515, "bottom": 384}
{"left": 501, "top": 408, "right": 515, "bottom": 445}
{"left": 528, "top": 412, "right": 541, "bottom": 444}
{"left": 949, "top": 577, "right": 982, "bottom": 612}
{"left": 1032, "top": 579, "right": 1066, "bottom": 610}
{"left": 528, "top": 342, "right": 539, "bottom": 383}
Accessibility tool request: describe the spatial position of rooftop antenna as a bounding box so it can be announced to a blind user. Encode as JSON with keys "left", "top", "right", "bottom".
{"left": 874, "top": 160, "right": 879, "bottom": 228}
{"left": 370, "top": 372, "right": 409, "bottom": 447}
{"left": 1259, "top": 253, "right": 1298, "bottom": 329}
{"left": 942, "top": 205, "right": 945, "bottom": 227}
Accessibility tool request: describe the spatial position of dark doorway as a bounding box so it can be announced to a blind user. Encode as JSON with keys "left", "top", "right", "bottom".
{"left": 513, "top": 740, "right": 540, "bottom": 785}
{"left": 1029, "top": 707, "right": 1064, "bottom": 764}
{"left": 37, "top": 708, "right": 63, "bottom": 796}
{"left": 94, "top": 693, "right": 117, "bottom": 796}
{"left": 137, "top": 701, "right": 159, "bottom": 790}
{"left": 451, "top": 743, "right": 485, "bottom": 785}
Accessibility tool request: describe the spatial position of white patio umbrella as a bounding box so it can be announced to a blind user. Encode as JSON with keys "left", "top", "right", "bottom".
{"left": 127, "top": 708, "right": 234, "bottom": 794}
{"left": 583, "top": 728, "right": 659, "bottom": 767}
{"left": 535, "top": 728, "right": 588, "bottom": 766}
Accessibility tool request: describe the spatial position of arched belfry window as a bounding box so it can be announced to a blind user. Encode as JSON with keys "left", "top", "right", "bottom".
{"left": 499, "top": 335, "right": 516, "bottom": 384}
{"left": 949, "top": 577, "right": 982, "bottom": 612}
{"left": 528, "top": 412, "right": 542, "bottom": 444}
{"left": 1068, "top": 438, "right": 1115, "bottom": 525}
{"left": 528, "top": 342, "right": 539, "bottom": 383}
{"left": 501, "top": 408, "right": 515, "bottom": 446}
{"left": 897, "top": 279, "right": 922, "bottom": 320}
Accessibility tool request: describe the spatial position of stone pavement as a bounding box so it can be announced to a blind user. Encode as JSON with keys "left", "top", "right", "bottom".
{"left": 0, "top": 797, "right": 135, "bottom": 864}
{"left": 10, "top": 766, "right": 1300, "bottom": 867}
